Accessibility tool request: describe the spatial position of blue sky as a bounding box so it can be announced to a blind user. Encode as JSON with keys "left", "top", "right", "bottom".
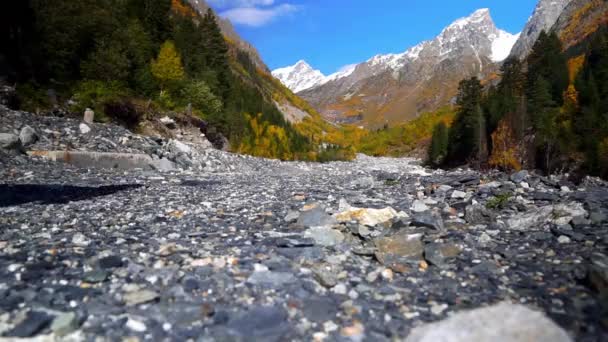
{"left": 207, "top": 0, "right": 538, "bottom": 74}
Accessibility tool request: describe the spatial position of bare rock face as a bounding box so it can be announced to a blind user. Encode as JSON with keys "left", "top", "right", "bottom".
{"left": 405, "top": 302, "right": 573, "bottom": 342}
{"left": 509, "top": 0, "right": 572, "bottom": 60}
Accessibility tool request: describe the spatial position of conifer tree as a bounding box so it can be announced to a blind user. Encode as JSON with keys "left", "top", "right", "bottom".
{"left": 428, "top": 122, "right": 449, "bottom": 166}
{"left": 448, "top": 77, "right": 485, "bottom": 165}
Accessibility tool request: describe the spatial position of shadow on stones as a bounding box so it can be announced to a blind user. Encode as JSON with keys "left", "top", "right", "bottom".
{"left": 0, "top": 184, "right": 142, "bottom": 207}
{"left": 179, "top": 180, "right": 221, "bottom": 187}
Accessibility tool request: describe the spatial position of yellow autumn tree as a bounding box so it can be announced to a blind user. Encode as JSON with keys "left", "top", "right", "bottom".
{"left": 151, "top": 40, "right": 185, "bottom": 95}
{"left": 238, "top": 113, "right": 293, "bottom": 160}
{"left": 489, "top": 119, "right": 522, "bottom": 171}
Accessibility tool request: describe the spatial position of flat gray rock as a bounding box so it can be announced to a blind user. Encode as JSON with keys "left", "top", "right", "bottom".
{"left": 405, "top": 302, "right": 572, "bottom": 342}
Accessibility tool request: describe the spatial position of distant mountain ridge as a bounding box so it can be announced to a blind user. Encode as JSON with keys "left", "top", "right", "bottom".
{"left": 273, "top": 8, "right": 520, "bottom": 126}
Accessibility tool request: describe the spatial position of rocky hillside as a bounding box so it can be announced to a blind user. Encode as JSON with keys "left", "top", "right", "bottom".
{"left": 274, "top": 9, "right": 519, "bottom": 127}
{"left": 509, "top": 0, "right": 572, "bottom": 60}
{"left": 553, "top": 0, "right": 608, "bottom": 51}
{"left": 1, "top": 105, "right": 607, "bottom": 340}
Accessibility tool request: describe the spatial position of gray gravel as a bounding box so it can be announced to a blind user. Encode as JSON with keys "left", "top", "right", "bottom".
{"left": 1, "top": 106, "right": 607, "bottom": 341}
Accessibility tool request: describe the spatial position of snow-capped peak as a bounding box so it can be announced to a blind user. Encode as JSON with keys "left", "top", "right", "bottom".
{"left": 272, "top": 61, "right": 356, "bottom": 93}
{"left": 273, "top": 8, "right": 520, "bottom": 93}
{"left": 444, "top": 8, "right": 492, "bottom": 32}
{"left": 272, "top": 61, "right": 326, "bottom": 93}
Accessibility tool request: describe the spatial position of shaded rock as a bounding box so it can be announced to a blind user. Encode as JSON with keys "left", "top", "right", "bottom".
{"left": 50, "top": 312, "right": 79, "bottom": 336}
{"left": 451, "top": 190, "right": 467, "bottom": 199}
{"left": 510, "top": 170, "right": 529, "bottom": 183}
{"left": 4, "top": 311, "right": 53, "bottom": 337}
{"left": 424, "top": 243, "right": 461, "bottom": 268}
{"left": 19, "top": 126, "right": 38, "bottom": 146}
{"left": 247, "top": 271, "right": 296, "bottom": 287}
{"left": 312, "top": 265, "right": 339, "bottom": 288}
{"left": 84, "top": 269, "right": 108, "bottom": 283}
{"left": 98, "top": 255, "right": 124, "bottom": 269}
{"left": 0, "top": 133, "right": 22, "bottom": 152}
{"left": 159, "top": 116, "right": 177, "bottom": 129}
{"left": 375, "top": 232, "right": 423, "bottom": 272}
{"left": 590, "top": 210, "right": 607, "bottom": 224}
{"left": 404, "top": 302, "right": 572, "bottom": 342}
{"left": 588, "top": 252, "right": 608, "bottom": 299}
{"left": 226, "top": 306, "right": 290, "bottom": 341}
{"left": 123, "top": 289, "right": 159, "bottom": 306}
{"left": 297, "top": 205, "right": 336, "bottom": 228}
{"left": 506, "top": 206, "right": 553, "bottom": 230}
{"left": 465, "top": 204, "right": 496, "bottom": 224}
{"left": 284, "top": 210, "right": 299, "bottom": 223}
{"left": 410, "top": 211, "right": 444, "bottom": 231}
{"left": 553, "top": 202, "right": 587, "bottom": 225}
{"left": 532, "top": 191, "right": 558, "bottom": 202}
{"left": 411, "top": 200, "right": 429, "bottom": 213}
{"left": 304, "top": 227, "right": 344, "bottom": 246}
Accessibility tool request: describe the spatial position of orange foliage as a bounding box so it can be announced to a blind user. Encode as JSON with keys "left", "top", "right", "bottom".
{"left": 489, "top": 119, "right": 522, "bottom": 171}
{"left": 562, "top": 84, "right": 579, "bottom": 113}
{"left": 171, "top": 0, "right": 197, "bottom": 18}
{"left": 560, "top": 0, "right": 608, "bottom": 49}
{"left": 568, "top": 55, "right": 586, "bottom": 83}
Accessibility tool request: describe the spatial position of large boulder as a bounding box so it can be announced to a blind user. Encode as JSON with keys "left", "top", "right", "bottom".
{"left": 19, "top": 126, "right": 38, "bottom": 147}
{"left": 0, "top": 133, "right": 23, "bottom": 154}
{"left": 405, "top": 302, "right": 572, "bottom": 342}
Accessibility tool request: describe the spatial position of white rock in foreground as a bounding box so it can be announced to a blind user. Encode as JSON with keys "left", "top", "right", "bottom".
{"left": 405, "top": 302, "right": 572, "bottom": 342}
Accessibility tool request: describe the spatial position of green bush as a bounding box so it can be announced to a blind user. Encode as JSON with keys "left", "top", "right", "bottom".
{"left": 486, "top": 192, "right": 512, "bottom": 209}
{"left": 71, "top": 80, "right": 130, "bottom": 121}
{"left": 180, "top": 80, "right": 223, "bottom": 117}
{"left": 16, "top": 83, "right": 50, "bottom": 112}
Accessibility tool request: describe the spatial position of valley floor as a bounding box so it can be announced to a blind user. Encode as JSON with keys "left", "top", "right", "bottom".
{"left": 0, "top": 106, "right": 607, "bottom": 341}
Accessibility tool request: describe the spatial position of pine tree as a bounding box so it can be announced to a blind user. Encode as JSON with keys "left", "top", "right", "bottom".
{"left": 448, "top": 77, "right": 485, "bottom": 165}
{"left": 150, "top": 40, "right": 185, "bottom": 94}
{"left": 529, "top": 76, "right": 559, "bottom": 172}
{"left": 527, "top": 31, "right": 569, "bottom": 105}
{"left": 201, "top": 8, "right": 231, "bottom": 102}
{"left": 428, "top": 122, "right": 448, "bottom": 166}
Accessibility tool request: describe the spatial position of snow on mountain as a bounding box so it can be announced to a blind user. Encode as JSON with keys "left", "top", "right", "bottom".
{"left": 272, "top": 60, "right": 327, "bottom": 93}
{"left": 491, "top": 31, "right": 521, "bottom": 62}
{"left": 360, "top": 8, "right": 518, "bottom": 71}
{"left": 326, "top": 64, "right": 357, "bottom": 82}
{"left": 273, "top": 8, "right": 519, "bottom": 94}
{"left": 272, "top": 61, "right": 357, "bottom": 93}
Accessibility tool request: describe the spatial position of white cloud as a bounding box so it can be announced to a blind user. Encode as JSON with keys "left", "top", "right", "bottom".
{"left": 220, "top": 4, "right": 297, "bottom": 27}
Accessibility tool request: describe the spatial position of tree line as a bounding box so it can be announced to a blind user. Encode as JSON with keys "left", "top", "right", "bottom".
{"left": 1, "top": 0, "right": 313, "bottom": 160}
{"left": 429, "top": 29, "right": 608, "bottom": 179}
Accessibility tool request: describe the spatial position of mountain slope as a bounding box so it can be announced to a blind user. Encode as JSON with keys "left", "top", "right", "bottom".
{"left": 552, "top": 0, "right": 608, "bottom": 51}
{"left": 187, "top": 0, "right": 268, "bottom": 72}
{"left": 509, "top": 0, "right": 572, "bottom": 60}
{"left": 276, "top": 9, "right": 519, "bottom": 127}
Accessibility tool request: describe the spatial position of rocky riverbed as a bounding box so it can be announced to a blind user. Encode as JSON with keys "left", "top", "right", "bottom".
{"left": 1, "top": 106, "right": 607, "bottom": 341}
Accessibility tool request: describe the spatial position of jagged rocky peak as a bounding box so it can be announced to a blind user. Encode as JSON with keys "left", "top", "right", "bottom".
{"left": 271, "top": 60, "right": 327, "bottom": 93}
{"left": 273, "top": 8, "right": 519, "bottom": 94}
{"left": 510, "top": 0, "right": 572, "bottom": 59}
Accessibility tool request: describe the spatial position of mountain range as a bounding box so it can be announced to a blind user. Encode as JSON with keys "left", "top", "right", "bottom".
{"left": 272, "top": 1, "right": 578, "bottom": 127}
